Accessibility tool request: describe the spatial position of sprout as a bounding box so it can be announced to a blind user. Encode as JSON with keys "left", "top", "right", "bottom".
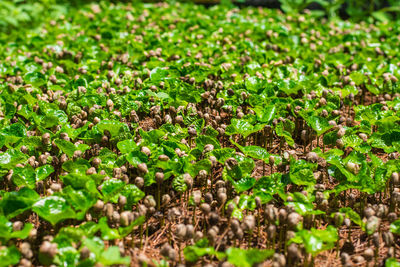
{"left": 207, "top": 227, "right": 218, "bottom": 243}
{"left": 198, "top": 170, "right": 208, "bottom": 180}
{"left": 363, "top": 248, "right": 374, "bottom": 261}
{"left": 175, "top": 115, "right": 184, "bottom": 124}
{"left": 175, "top": 224, "right": 187, "bottom": 240}
{"left": 203, "top": 144, "right": 214, "bottom": 153}
{"left": 204, "top": 192, "right": 213, "bottom": 204}
{"left": 160, "top": 243, "right": 175, "bottom": 261}
{"left": 167, "top": 207, "right": 181, "bottom": 221}
{"left": 340, "top": 252, "right": 350, "bottom": 265}
{"left": 306, "top": 152, "right": 318, "bottom": 163}
{"left": 372, "top": 232, "right": 380, "bottom": 247}
{"left": 366, "top": 216, "right": 381, "bottom": 234}
{"left": 158, "top": 154, "right": 169, "bottom": 161}
{"left": 273, "top": 253, "right": 286, "bottom": 267}
{"left": 235, "top": 228, "right": 244, "bottom": 240}
{"left": 353, "top": 255, "right": 364, "bottom": 264}
{"left": 392, "top": 172, "right": 399, "bottom": 186}
{"left": 209, "top": 212, "right": 220, "bottom": 226}
{"left": 376, "top": 204, "right": 388, "bottom": 218}
{"left": 337, "top": 127, "right": 346, "bottom": 138}
{"left": 185, "top": 224, "right": 195, "bottom": 240}
{"left": 73, "top": 150, "right": 82, "bottom": 159}
{"left": 134, "top": 176, "right": 144, "bottom": 188}
{"left": 118, "top": 195, "right": 127, "bottom": 209}
{"left": 155, "top": 172, "right": 164, "bottom": 184}
{"left": 144, "top": 195, "right": 156, "bottom": 208}
{"left": 267, "top": 225, "right": 276, "bottom": 239}
{"left": 346, "top": 162, "right": 359, "bottom": 174}
{"left": 382, "top": 232, "right": 394, "bottom": 247}
{"left": 161, "top": 194, "right": 171, "bottom": 206}
{"left": 86, "top": 167, "right": 97, "bottom": 175}
{"left": 112, "top": 211, "right": 120, "bottom": 224}
{"left": 200, "top": 203, "right": 211, "bottom": 215}
{"left": 92, "top": 157, "right": 101, "bottom": 167}
{"left": 388, "top": 212, "right": 397, "bottom": 222}
{"left": 242, "top": 215, "right": 256, "bottom": 232}
{"left": 217, "top": 191, "right": 227, "bottom": 205}
{"left": 269, "top": 155, "right": 275, "bottom": 166}
{"left": 120, "top": 211, "right": 131, "bottom": 227}
{"left": 287, "top": 243, "right": 301, "bottom": 261}
{"left": 104, "top": 203, "right": 114, "bottom": 219}
{"left": 12, "top": 221, "right": 23, "bottom": 231}
{"left": 141, "top": 146, "right": 151, "bottom": 156}
{"left": 137, "top": 163, "right": 148, "bottom": 174}
{"left": 192, "top": 190, "right": 202, "bottom": 206}
{"left": 39, "top": 241, "right": 57, "bottom": 258}
{"left": 20, "top": 242, "right": 33, "bottom": 259}
{"left": 278, "top": 209, "right": 288, "bottom": 223}
{"left": 138, "top": 204, "right": 148, "bottom": 217}
{"left": 50, "top": 183, "right": 62, "bottom": 192}
{"left": 265, "top": 205, "right": 278, "bottom": 223}
{"left": 287, "top": 212, "right": 302, "bottom": 229}
{"left": 194, "top": 231, "right": 204, "bottom": 242}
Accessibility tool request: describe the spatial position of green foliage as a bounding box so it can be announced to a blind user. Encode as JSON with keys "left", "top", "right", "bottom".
{"left": 289, "top": 226, "right": 338, "bottom": 256}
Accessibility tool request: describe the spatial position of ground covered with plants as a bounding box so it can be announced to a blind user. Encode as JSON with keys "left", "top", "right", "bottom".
{"left": 1, "top": 1, "right": 400, "bottom": 266}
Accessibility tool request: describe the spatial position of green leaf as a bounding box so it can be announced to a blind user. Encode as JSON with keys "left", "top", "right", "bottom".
{"left": 289, "top": 159, "right": 317, "bottom": 186}
{"left": 150, "top": 67, "right": 169, "bottom": 82}
{"left": 390, "top": 220, "right": 400, "bottom": 235}
{"left": 231, "top": 140, "right": 269, "bottom": 161}
{"left": 99, "top": 246, "right": 130, "bottom": 266}
{"left": 349, "top": 71, "right": 365, "bottom": 85}
{"left": 24, "top": 71, "right": 46, "bottom": 86}
{"left": 62, "top": 186, "right": 96, "bottom": 219}
{"left": 340, "top": 207, "right": 365, "bottom": 230}
{"left": 231, "top": 176, "right": 256, "bottom": 193}
{"left": 96, "top": 120, "right": 130, "bottom": 139}
{"left": 117, "top": 139, "right": 137, "bottom": 154}
{"left": 40, "top": 109, "right": 68, "bottom": 128}
{"left": 225, "top": 247, "right": 274, "bottom": 267}
{"left": 253, "top": 173, "right": 285, "bottom": 204}
{"left": 0, "top": 187, "right": 40, "bottom": 219}
{"left": 0, "top": 246, "right": 20, "bottom": 267}
{"left": 289, "top": 226, "right": 338, "bottom": 256}
{"left": 302, "top": 114, "right": 333, "bottom": 136}
{"left": 101, "top": 179, "right": 126, "bottom": 203}
{"left": 12, "top": 165, "right": 36, "bottom": 189}
{"left": 172, "top": 175, "right": 187, "bottom": 192}
{"left": 225, "top": 119, "right": 265, "bottom": 139}
{"left": 211, "top": 148, "right": 236, "bottom": 164}
{"left": 98, "top": 217, "right": 121, "bottom": 240}
{"left": 0, "top": 149, "right": 27, "bottom": 170}
{"left": 62, "top": 159, "right": 91, "bottom": 174}
{"left": 386, "top": 258, "right": 400, "bottom": 267}
{"left": 55, "top": 139, "right": 89, "bottom": 158}
{"left": 32, "top": 196, "right": 76, "bottom": 225}
{"left": 83, "top": 237, "right": 104, "bottom": 258}
{"left": 184, "top": 238, "right": 218, "bottom": 262}
{"left": 253, "top": 104, "right": 276, "bottom": 123}
{"left": 0, "top": 123, "right": 26, "bottom": 145}
{"left": 0, "top": 216, "right": 33, "bottom": 242}
{"left": 275, "top": 122, "right": 295, "bottom": 147}
{"left": 120, "top": 184, "right": 145, "bottom": 209}
{"left": 35, "top": 165, "right": 54, "bottom": 182}
{"left": 196, "top": 135, "right": 221, "bottom": 151}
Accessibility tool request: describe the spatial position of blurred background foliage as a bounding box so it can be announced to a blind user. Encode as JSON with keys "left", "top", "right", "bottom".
{"left": 1, "top": 0, "right": 400, "bottom": 34}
